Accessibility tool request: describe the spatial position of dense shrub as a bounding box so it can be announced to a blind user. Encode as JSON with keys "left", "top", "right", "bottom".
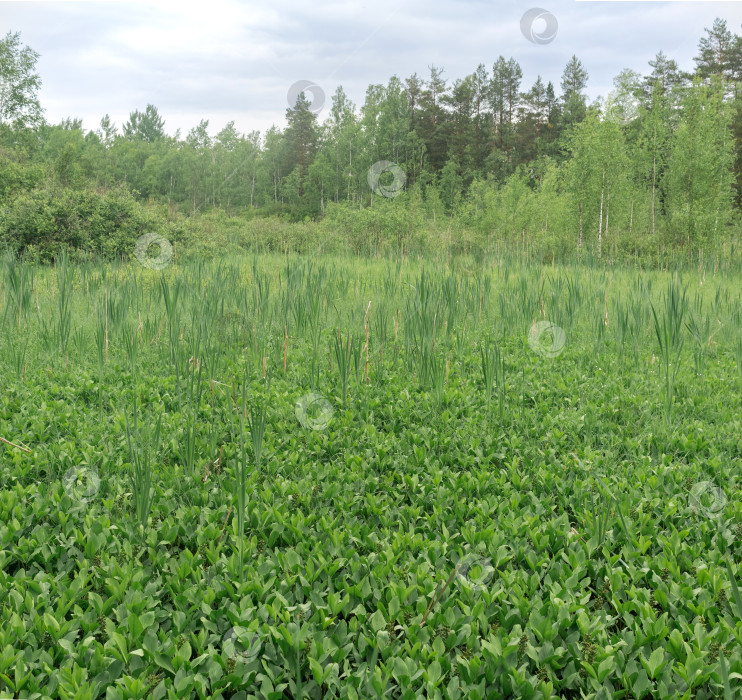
{"left": 1, "top": 181, "right": 740, "bottom": 268}
{"left": 0, "top": 185, "right": 161, "bottom": 262}
{"left": 0, "top": 148, "right": 45, "bottom": 201}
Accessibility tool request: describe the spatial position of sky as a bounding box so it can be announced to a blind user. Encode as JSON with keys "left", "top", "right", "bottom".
{"left": 3, "top": 0, "right": 742, "bottom": 140}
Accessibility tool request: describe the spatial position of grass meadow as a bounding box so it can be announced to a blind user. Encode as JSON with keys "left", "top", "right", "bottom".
{"left": 1, "top": 249, "right": 741, "bottom": 699}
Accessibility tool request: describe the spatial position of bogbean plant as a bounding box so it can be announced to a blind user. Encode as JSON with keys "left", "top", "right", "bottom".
{"left": 0, "top": 249, "right": 742, "bottom": 698}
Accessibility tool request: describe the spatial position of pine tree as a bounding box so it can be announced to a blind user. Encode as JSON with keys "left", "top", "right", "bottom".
{"left": 442, "top": 75, "right": 475, "bottom": 181}
{"left": 694, "top": 18, "right": 735, "bottom": 82}
{"left": 471, "top": 64, "right": 489, "bottom": 172}
{"left": 521, "top": 75, "right": 547, "bottom": 161}
{"left": 283, "top": 92, "right": 318, "bottom": 198}
{"left": 419, "top": 66, "right": 448, "bottom": 172}
{"left": 560, "top": 55, "right": 589, "bottom": 129}
{"left": 643, "top": 51, "right": 684, "bottom": 101}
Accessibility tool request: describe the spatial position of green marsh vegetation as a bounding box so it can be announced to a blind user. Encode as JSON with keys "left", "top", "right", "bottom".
{"left": 0, "top": 252, "right": 741, "bottom": 698}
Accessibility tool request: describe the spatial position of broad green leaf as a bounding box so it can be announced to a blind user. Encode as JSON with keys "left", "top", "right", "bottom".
{"left": 370, "top": 609, "right": 386, "bottom": 632}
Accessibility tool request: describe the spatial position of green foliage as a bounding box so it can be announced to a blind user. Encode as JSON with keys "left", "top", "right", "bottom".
{"left": 0, "top": 253, "right": 741, "bottom": 697}
{"left": 125, "top": 397, "right": 162, "bottom": 533}
{"left": 0, "top": 185, "right": 158, "bottom": 261}
{"left": 2, "top": 25, "right": 742, "bottom": 264}
{"left": 651, "top": 275, "right": 686, "bottom": 423}
{"left": 662, "top": 79, "right": 737, "bottom": 247}
{"left": 122, "top": 104, "right": 166, "bottom": 143}
{"left": 0, "top": 145, "right": 45, "bottom": 199}
{"left": 0, "top": 30, "right": 43, "bottom": 128}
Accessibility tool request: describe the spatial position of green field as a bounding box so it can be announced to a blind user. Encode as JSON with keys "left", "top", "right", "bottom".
{"left": 1, "top": 252, "right": 741, "bottom": 699}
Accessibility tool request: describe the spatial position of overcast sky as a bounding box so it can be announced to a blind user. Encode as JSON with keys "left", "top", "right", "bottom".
{"left": 3, "top": 0, "right": 742, "bottom": 140}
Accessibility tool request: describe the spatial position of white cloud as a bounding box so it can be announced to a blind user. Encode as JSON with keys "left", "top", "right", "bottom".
{"left": 6, "top": 0, "right": 742, "bottom": 138}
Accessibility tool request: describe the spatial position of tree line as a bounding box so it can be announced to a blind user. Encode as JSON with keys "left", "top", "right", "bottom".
{"left": 1, "top": 20, "right": 741, "bottom": 261}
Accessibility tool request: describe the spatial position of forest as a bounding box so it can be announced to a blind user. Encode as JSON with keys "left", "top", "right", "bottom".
{"left": 1, "top": 19, "right": 742, "bottom": 263}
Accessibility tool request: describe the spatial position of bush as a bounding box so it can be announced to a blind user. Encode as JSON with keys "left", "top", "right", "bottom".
{"left": 0, "top": 185, "right": 162, "bottom": 262}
